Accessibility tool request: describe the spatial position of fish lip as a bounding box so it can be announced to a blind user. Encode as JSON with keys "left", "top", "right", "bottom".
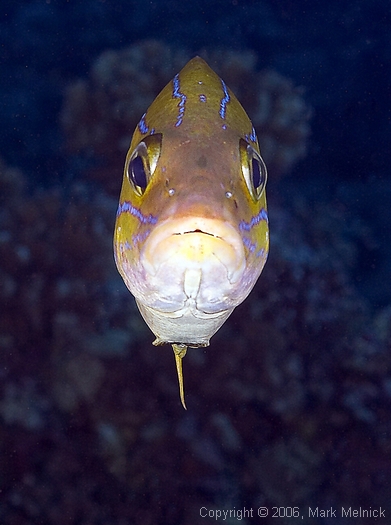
{"left": 141, "top": 216, "right": 246, "bottom": 284}
{"left": 175, "top": 229, "right": 216, "bottom": 237}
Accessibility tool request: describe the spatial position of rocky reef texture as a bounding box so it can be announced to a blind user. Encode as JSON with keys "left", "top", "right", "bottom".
{"left": 1, "top": 148, "right": 390, "bottom": 523}
{"left": 60, "top": 40, "right": 311, "bottom": 195}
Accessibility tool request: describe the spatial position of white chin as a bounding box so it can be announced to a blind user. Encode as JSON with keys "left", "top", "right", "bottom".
{"left": 140, "top": 216, "right": 246, "bottom": 314}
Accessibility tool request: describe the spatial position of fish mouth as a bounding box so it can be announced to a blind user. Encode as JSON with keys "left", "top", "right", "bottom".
{"left": 141, "top": 217, "right": 246, "bottom": 313}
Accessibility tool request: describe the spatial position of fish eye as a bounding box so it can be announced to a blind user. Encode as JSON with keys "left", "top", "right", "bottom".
{"left": 251, "top": 153, "right": 267, "bottom": 196}
{"left": 125, "top": 133, "right": 162, "bottom": 196}
{"left": 128, "top": 155, "right": 147, "bottom": 193}
{"left": 240, "top": 139, "right": 267, "bottom": 201}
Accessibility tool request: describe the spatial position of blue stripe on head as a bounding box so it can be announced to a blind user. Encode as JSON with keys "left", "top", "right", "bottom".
{"left": 138, "top": 113, "right": 149, "bottom": 134}
{"left": 219, "top": 79, "right": 230, "bottom": 119}
{"left": 243, "top": 236, "right": 256, "bottom": 253}
{"left": 250, "top": 126, "right": 257, "bottom": 143}
{"left": 245, "top": 127, "right": 257, "bottom": 144}
{"left": 239, "top": 208, "right": 268, "bottom": 232}
{"left": 172, "top": 74, "right": 187, "bottom": 127}
{"left": 117, "top": 201, "right": 157, "bottom": 225}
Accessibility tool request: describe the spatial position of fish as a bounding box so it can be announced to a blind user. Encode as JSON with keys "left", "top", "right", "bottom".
{"left": 114, "top": 57, "right": 269, "bottom": 408}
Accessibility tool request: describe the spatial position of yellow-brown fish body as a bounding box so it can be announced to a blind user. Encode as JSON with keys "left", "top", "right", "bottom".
{"left": 114, "top": 57, "right": 268, "bottom": 406}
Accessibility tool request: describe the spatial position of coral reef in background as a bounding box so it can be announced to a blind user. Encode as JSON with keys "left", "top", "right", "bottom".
{"left": 60, "top": 40, "right": 311, "bottom": 195}
{"left": 1, "top": 152, "right": 390, "bottom": 523}
{"left": 0, "top": 156, "right": 139, "bottom": 413}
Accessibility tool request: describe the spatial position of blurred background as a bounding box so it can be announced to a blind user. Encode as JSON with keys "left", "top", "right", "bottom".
{"left": 0, "top": 0, "right": 390, "bottom": 523}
